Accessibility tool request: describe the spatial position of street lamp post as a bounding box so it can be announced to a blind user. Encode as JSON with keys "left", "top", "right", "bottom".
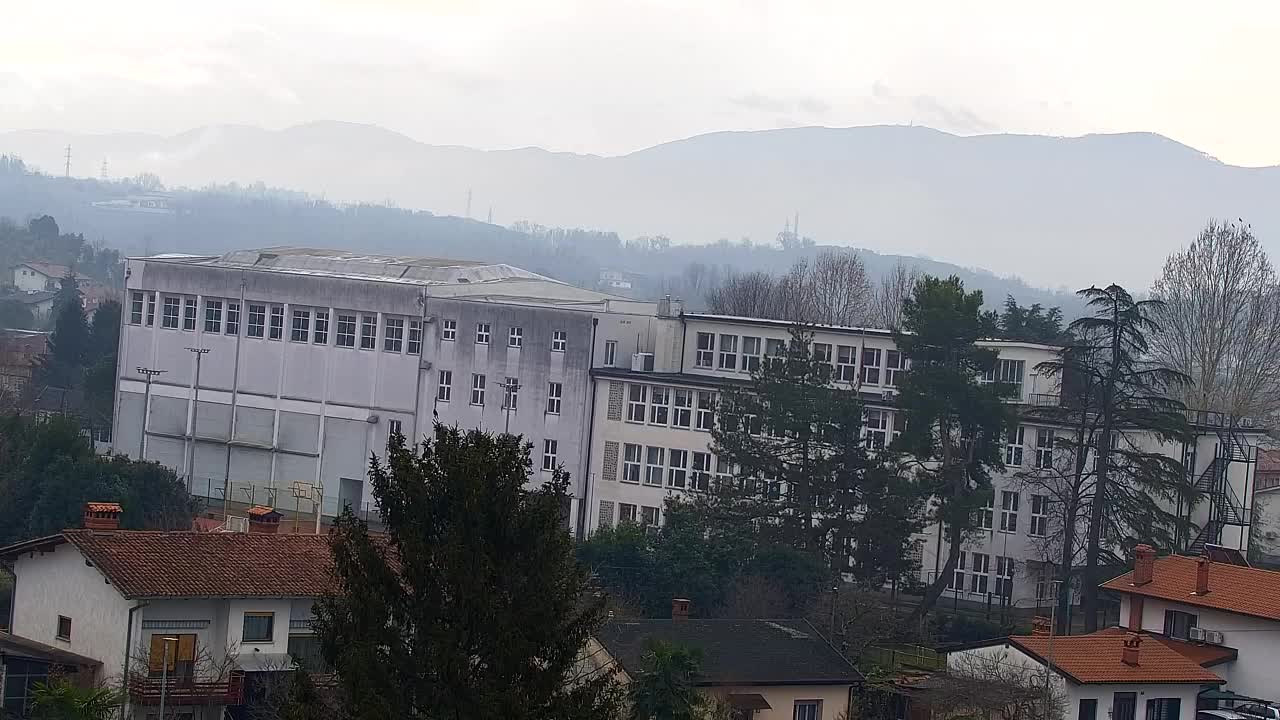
{"left": 135, "top": 367, "right": 166, "bottom": 459}
{"left": 157, "top": 636, "right": 178, "bottom": 720}
{"left": 184, "top": 348, "right": 210, "bottom": 492}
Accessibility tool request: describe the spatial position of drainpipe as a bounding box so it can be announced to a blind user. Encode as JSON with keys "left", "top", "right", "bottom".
{"left": 222, "top": 274, "right": 247, "bottom": 519}
{"left": 120, "top": 601, "right": 148, "bottom": 720}
{"left": 410, "top": 289, "right": 430, "bottom": 441}
{"left": 577, "top": 317, "right": 600, "bottom": 540}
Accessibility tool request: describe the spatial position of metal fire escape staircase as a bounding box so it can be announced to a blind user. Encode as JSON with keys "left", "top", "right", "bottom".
{"left": 1187, "top": 420, "right": 1254, "bottom": 556}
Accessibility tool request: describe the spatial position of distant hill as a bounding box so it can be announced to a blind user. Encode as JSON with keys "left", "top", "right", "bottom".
{"left": 3, "top": 122, "right": 1278, "bottom": 289}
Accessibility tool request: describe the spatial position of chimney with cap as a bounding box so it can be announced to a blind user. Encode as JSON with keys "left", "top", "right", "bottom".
{"left": 672, "top": 598, "right": 691, "bottom": 621}
{"left": 1195, "top": 557, "right": 1211, "bottom": 595}
{"left": 83, "top": 502, "right": 122, "bottom": 531}
{"left": 1132, "top": 544, "right": 1156, "bottom": 586}
{"left": 246, "top": 506, "right": 282, "bottom": 534}
{"left": 1031, "top": 616, "right": 1051, "bottom": 636}
{"left": 1121, "top": 632, "right": 1142, "bottom": 666}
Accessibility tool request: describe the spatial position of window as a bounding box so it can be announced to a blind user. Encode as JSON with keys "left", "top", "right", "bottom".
{"left": 204, "top": 299, "right": 222, "bottom": 333}
{"left": 437, "top": 370, "right": 452, "bottom": 402}
{"left": 627, "top": 384, "right": 647, "bottom": 422}
{"left": 1005, "top": 426, "right": 1025, "bottom": 466}
{"left": 1078, "top": 699, "right": 1097, "bottom": 720}
{"left": 718, "top": 334, "right": 738, "bottom": 370}
{"left": 969, "top": 552, "right": 990, "bottom": 593}
{"left": 691, "top": 452, "right": 712, "bottom": 491}
{"left": 503, "top": 377, "right": 519, "bottom": 410}
{"left": 471, "top": 374, "right": 486, "bottom": 406}
{"left": 1163, "top": 610, "right": 1198, "bottom": 640}
{"left": 146, "top": 292, "right": 156, "bottom": 326}
{"left": 388, "top": 419, "right": 402, "bottom": 437}
{"left": 836, "top": 345, "right": 857, "bottom": 382}
{"left": 247, "top": 303, "right": 267, "bottom": 338}
{"left": 667, "top": 449, "right": 688, "bottom": 489}
{"left": 407, "top": 320, "right": 422, "bottom": 354}
{"left": 742, "top": 336, "right": 761, "bottom": 371}
{"left": 696, "top": 391, "right": 715, "bottom": 430}
{"left": 1030, "top": 495, "right": 1049, "bottom": 536}
{"left": 794, "top": 701, "right": 821, "bottom": 720}
{"left": 162, "top": 296, "right": 181, "bottom": 329}
{"left": 995, "top": 556, "right": 1015, "bottom": 597}
{"left": 359, "top": 315, "right": 376, "bottom": 349}
{"left": 56, "top": 615, "right": 72, "bottom": 641}
{"left": 130, "top": 291, "right": 144, "bottom": 324}
{"left": 885, "top": 350, "right": 906, "bottom": 386}
{"left": 977, "top": 497, "right": 994, "bottom": 530}
{"left": 950, "top": 551, "right": 967, "bottom": 590}
{"left": 864, "top": 409, "right": 888, "bottom": 449}
{"left": 384, "top": 317, "right": 404, "bottom": 352}
{"left": 547, "top": 382, "right": 562, "bottom": 414}
{"left": 542, "top": 439, "right": 558, "bottom": 471}
{"left": 813, "top": 342, "right": 832, "bottom": 364}
{"left": 622, "top": 443, "right": 642, "bottom": 483}
{"left": 335, "top": 313, "right": 356, "bottom": 347}
{"left": 1000, "top": 490, "right": 1019, "bottom": 533}
{"left": 1146, "top": 698, "right": 1180, "bottom": 720}
{"left": 508, "top": 326, "right": 523, "bottom": 348}
{"left": 862, "top": 347, "right": 882, "bottom": 384}
{"left": 695, "top": 332, "right": 715, "bottom": 367}
{"left": 242, "top": 612, "right": 274, "bottom": 643}
{"left": 644, "top": 446, "right": 665, "bottom": 486}
{"left": 183, "top": 297, "right": 197, "bottom": 330}
{"left": 649, "top": 386, "right": 671, "bottom": 425}
{"left": 672, "top": 389, "right": 692, "bottom": 428}
{"left": 765, "top": 338, "right": 787, "bottom": 358}
{"left": 226, "top": 302, "right": 240, "bottom": 335}
{"left": 269, "top": 306, "right": 284, "bottom": 340}
{"left": 313, "top": 310, "right": 329, "bottom": 344}
{"left": 1035, "top": 428, "right": 1055, "bottom": 469}
{"left": 291, "top": 309, "right": 311, "bottom": 342}
{"left": 1113, "top": 694, "right": 1136, "bottom": 720}
{"left": 604, "top": 340, "right": 617, "bottom": 366}
{"left": 476, "top": 322, "right": 491, "bottom": 345}
{"left": 147, "top": 634, "right": 197, "bottom": 679}
{"left": 442, "top": 319, "right": 457, "bottom": 341}
{"left": 641, "top": 506, "right": 660, "bottom": 528}
{"left": 982, "top": 358, "right": 1026, "bottom": 396}
{"left": 619, "top": 503, "right": 638, "bottom": 523}
{"left": 552, "top": 330, "right": 567, "bottom": 352}
{"left": 715, "top": 456, "right": 734, "bottom": 486}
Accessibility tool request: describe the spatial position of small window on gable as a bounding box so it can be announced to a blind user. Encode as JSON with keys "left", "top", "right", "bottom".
{"left": 56, "top": 615, "right": 72, "bottom": 641}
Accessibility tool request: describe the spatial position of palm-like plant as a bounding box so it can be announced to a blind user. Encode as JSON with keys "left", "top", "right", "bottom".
{"left": 629, "top": 640, "right": 705, "bottom": 720}
{"left": 29, "top": 678, "right": 123, "bottom": 720}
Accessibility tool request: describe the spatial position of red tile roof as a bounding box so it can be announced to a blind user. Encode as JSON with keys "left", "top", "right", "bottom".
{"left": 1092, "top": 627, "right": 1237, "bottom": 667}
{"left": 1009, "top": 632, "right": 1225, "bottom": 685}
{"left": 1102, "top": 554, "right": 1280, "bottom": 622}
{"left": 85, "top": 502, "right": 122, "bottom": 513}
{"left": 62, "top": 530, "right": 336, "bottom": 599}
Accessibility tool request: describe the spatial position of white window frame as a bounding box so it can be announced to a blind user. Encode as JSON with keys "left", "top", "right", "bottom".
{"left": 146, "top": 292, "right": 156, "bottom": 326}
{"left": 183, "top": 297, "right": 197, "bottom": 331}
{"left": 359, "top": 315, "right": 377, "bottom": 350}
{"left": 950, "top": 551, "right": 967, "bottom": 590}
{"left": 640, "top": 505, "right": 660, "bottom": 528}
{"left": 246, "top": 303, "right": 265, "bottom": 337}
{"left": 696, "top": 391, "right": 715, "bottom": 431}
{"left": 995, "top": 556, "right": 1016, "bottom": 597}
{"left": 552, "top": 330, "right": 567, "bottom": 352}
{"left": 695, "top": 332, "right": 715, "bottom": 368}
{"left": 313, "top": 310, "right": 329, "bottom": 344}
{"left": 130, "top": 291, "right": 144, "bottom": 324}
{"left": 969, "top": 552, "right": 990, "bottom": 594}
{"left": 691, "top": 452, "right": 712, "bottom": 491}
{"left": 291, "top": 308, "right": 310, "bottom": 342}
{"left": 269, "top": 305, "right": 284, "bottom": 340}
{"left": 627, "top": 384, "right": 647, "bottom": 423}
{"left": 542, "top": 439, "right": 558, "bottom": 471}
{"left": 508, "top": 326, "right": 523, "bottom": 348}
{"left": 644, "top": 446, "right": 665, "bottom": 486}
{"left": 604, "top": 340, "right": 617, "bottom": 366}
{"left": 836, "top": 345, "right": 857, "bottom": 382}
{"left": 813, "top": 342, "right": 832, "bottom": 364}
{"left": 471, "top": 373, "right": 486, "bottom": 406}
{"left": 1035, "top": 428, "right": 1055, "bottom": 469}
{"left": 1000, "top": 490, "right": 1019, "bottom": 533}
{"left": 226, "top": 302, "right": 240, "bottom": 335}
{"left": 162, "top": 297, "right": 181, "bottom": 329}
{"left": 667, "top": 449, "right": 688, "bottom": 489}
{"left": 441, "top": 319, "right": 457, "bottom": 342}
{"left": 741, "top": 336, "right": 761, "bottom": 372}
{"left": 718, "top": 334, "right": 738, "bottom": 370}
{"left": 885, "top": 350, "right": 906, "bottom": 387}
{"left": 672, "top": 389, "right": 693, "bottom": 428}
{"left": 794, "top": 700, "right": 822, "bottom": 720}
{"left": 407, "top": 319, "right": 422, "bottom": 354}
{"left": 622, "top": 444, "right": 642, "bottom": 484}
{"left": 437, "top": 370, "right": 452, "bottom": 402}
{"left": 977, "top": 497, "right": 994, "bottom": 530}
{"left": 335, "top": 313, "right": 356, "bottom": 347}
{"left": 384, "top": 317, "right": 404, "bottom": 352}
{"left": 861, "top": 347, "right": 882, "bottom": 385}
{"left": 649, "top": 386, "right": 671, "bottom": 426}
{"left": 619, "top": 503, "right": 638, "bottom": 523}
{"left": 1006, "top": 426, "right": 1025, "bottom": 466}
{"left": 864, "top": 409, "right": 888, "bottom": 450}
{"left": 546, "top": 382, "right": 562, "bottom": 415}
{"left": 203, "top": 299, "right": 222, "bottom": 333}
{"left": 476, "top": 323, "right": 491, "bottom": 345}
{"left": 503, "top": 377, "right": 519, "bottom": 410}
{"left": 1030, "top": 494, "right": 1049, "bottom": 537}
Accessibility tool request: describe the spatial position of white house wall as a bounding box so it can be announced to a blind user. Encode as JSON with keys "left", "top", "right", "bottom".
{"left": 704, "top": 683, "right": 850, "bottom": 720}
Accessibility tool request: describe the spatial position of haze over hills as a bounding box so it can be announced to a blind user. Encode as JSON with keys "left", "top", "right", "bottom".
{"left": 4, "top": 122, "right": 1278, "bottom": 290}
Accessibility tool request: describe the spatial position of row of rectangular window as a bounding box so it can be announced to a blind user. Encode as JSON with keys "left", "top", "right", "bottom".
{"left": 603, "top": 501, "right": 662, "bottom": 528}
{"left": 948, "top": 551, "right": 1017, "bottom": 597}
{"left": 440, "top": 319, "right": 568, "bottom": 352}
{"left": 974, "top": 490, "right": 1051, "bottom": 537}
{"left": 619, "top": 443, "right": 737, "bottom": 491}
{"left": 433, "top": 372, "right": 563, "bottom": 415}
{"left": 692, "top": 332, "right": 911, "bottom": 385}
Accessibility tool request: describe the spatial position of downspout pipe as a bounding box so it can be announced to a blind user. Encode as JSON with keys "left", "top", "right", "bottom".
{"left": 577, "top": 317, "right": 600, "bottom": 540}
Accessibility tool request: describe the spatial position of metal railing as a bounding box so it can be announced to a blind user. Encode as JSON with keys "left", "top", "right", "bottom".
{"left": 127, "top": 672, "right": 245, "bottom": 706}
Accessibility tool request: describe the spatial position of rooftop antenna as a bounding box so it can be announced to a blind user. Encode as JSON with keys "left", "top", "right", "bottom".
{"left": 794, "top": 211, "right": 800, "bottom": 243}
{"left": 486, "top": 206, "right": 493, "bottom": 224}
{"left": 100, "top": 158, "right": 108, "bottom": 180}
{"left": 465, "top": 188, "right": 472, "bottom": 219}
{"left": 64, "top": 145, "right": 72, "bottom": 178}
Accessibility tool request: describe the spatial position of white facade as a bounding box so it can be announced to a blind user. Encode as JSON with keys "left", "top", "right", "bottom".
{"left": 11, "top": 264, "right": 59, "bottom": 293}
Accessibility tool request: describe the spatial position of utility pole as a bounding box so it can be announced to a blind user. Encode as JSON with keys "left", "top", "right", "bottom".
{"left": 185, "top": 347, "right": 211, "bottom": 492}
{"left": 135, "top": 367, "right": 167, "bottom": 459}
{"left": 64, "top": 145, "right": 72, "bottom": 178}
{"left": 501, "top": 378, "right": 521, "bottom": 434}
{"left": 158, "top": 636, "right": 177, "bottom": 720}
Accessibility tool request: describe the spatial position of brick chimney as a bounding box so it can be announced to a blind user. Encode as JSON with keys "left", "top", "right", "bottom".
{"left": 1195, "top": 557, "right": 1210, "bottom": 595}
{"left": 1121, "top": 632, "right": 1142, "bottom": 666}
{"left": 83, "top": 502, "right": 122, "bottom": 530}
{"left": 246, "top": 506, "right": 282, "bottom": 534}
{"left": 1133, "top": 544, "right": 1156, "bottom": 586}
{"left": 1031, "top": 616, "right": 1051, "bottom": 636}
{"left": 671, "top": 598, "right": 691, "bottom": 621}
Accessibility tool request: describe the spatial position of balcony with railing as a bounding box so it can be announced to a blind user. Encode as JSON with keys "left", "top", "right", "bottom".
{"left": 127, "top": 672, "right": 245, "bottom": 706}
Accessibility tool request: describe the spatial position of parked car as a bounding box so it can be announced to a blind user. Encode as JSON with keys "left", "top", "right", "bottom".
{"left": 1199, "top": 711, "right": 1250, "bottom": 720}
{"left": 1235, "top": 704, "right": 1280, "bottom": 720}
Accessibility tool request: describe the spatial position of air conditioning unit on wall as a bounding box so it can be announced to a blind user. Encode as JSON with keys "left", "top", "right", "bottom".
{"left": 1188, "top": 627, "right": 1225, "bottom": 645}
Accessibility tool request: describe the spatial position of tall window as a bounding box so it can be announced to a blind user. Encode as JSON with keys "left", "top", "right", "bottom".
{"left": 130, "top": 292, "right": 144, "bottom": 324}
{"left": 976, "top": 497, "right": 994, "bottom": 530}
{"left": 1005, "top": 426, "right": 1025, "bottom": 466}
{"left": 715, "top": 457, "right": 734, "bottom": 486}
{"left": 441, "top": 319, "right": 457, "bottom": 341}
{"left": 644, "top": 446, "right": 665, "bottom": 486}
{"left": 246, "top": 303, "right": 265, "bottom": 337}
{"left": 471, "top": 374, "right": 486, "bottom": 406}
{"left": 982, "top": 358, "right": 1026, "bottom": 396}
{"left": 885, "top": 350, "right": 906, "bottom": 386}
{"left": 741, "top": 337, "right": 761, "bottom": 371}
{"left": 313, "top": 310, "right": 329, "bottom": 344}
{"left": 407, "top": 320, "right": 422, "bottom": 354}
{"left": 691, "top": 452, "right": 712, "bottom": 491}
{"left": 1000, "top": 491, "right": 1019, "bottom": 533}
{"left": 146, "top": 292, "right": 156, "bottom": 326}
{"left": 1030, "top": 495, "right": 1049, "bottom": 536}
{"left": 641, "top": 506, "right": 660, "bottom": 528}
{"left": 552, "top": 330, "right": 567, "bottom": 352}
{"left": 672, "top": 389, "right": 692, "bottom": 428}
{"left": 201, "top": 300, "right": 222, "bottom": 333}
{"left": 813, "top": 342, "right": 832, "bottom": 364}
{"left": 649, "top": 386, "right": 671, "bottom": 425}
{"left": 437, "top": 370, "right": 452, "bottom": 402}
{"left": 667, "top": 449, "right": 688, "bottom": 489}
{"left": 969, "top": 553, "right": 990, "bottom": 593}
{"left": 695, "top": 332, "right": 714, "bottom": 367}
{"left": 718, "top": 334, "right": 738, "bottom": 370}
{"left": 604, "top": 340, "right": 617, "bottom": 366}
{"left": 546, "top": 382, "right": 562, "bottom": 415}
{"left": 950, "top": 551, "right": 967, "bottom": 590}
{"left": 995, "top": 556, "right": 1016, "bottom": 597}
{"left": 542, "top": 439, "right": 558, "bottom": 471}
{"left": 1163, "top": 610, "right": 1198, "bottom": 640}
{"left": 622, "top": 444, "right": 642, "bottom": 483}
{"left": 291, "top": 309, "right": 310, "bottom": 342}
{"left": 836, "top": 345, "right": 857, "bottom": 382}
{"left": 269, "top": 306, "right": 284, "bottom": 340}
{"left": 476, "top": 322, "right": 491, "bottom": 345}
{"left": 864, "top": 409, "right": 888, "bottom": 449}
{"left": 627, "top": 385, "right": 647, "bottom": 422}
{"left": 794, "top": 701, "right": 821, "bottom": 720}
{"left": 502, "top": 377, "right": 519, "bottom": 410}
{"left": 696, "top": 391, "right": 715, "bottom": 430}
{"left": 335, "top": 313, "right": 356, "bottom": 347}
{"left": 508, "top": 326, "right": 523, "bottom": 348}
{"left": 180, "top": 297, "right": 196, "bottom": 330}
{"left": 384, "top": 317, "right": 404, "bottom": 352}
{"left": 226, "top": 302, "right": 240, "bottom": 335}
{"left": 861, "top": 347, "right": 882, "bottom": 384}
{"left": 163, "top": 297, "right": 181, "bottom": 329}
{"left": 619, "top": 503, "right": 638, "bottom": 523}
{"left": 360, "top": 315, "right": 376, "bottom": 350}
{"left": 1035, "top": 428, "right": 1055, "bottom": 469}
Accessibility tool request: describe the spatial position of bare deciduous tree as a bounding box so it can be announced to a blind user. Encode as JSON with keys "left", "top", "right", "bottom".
{"left": 933, "top": 649, "right": 1065, "bottom": 720}
{"left": 871, "top": 261, "right": 922, "bottom": 330}
{"left": 1149, "top": 220, "right": 1280, "bottom": 420}
{"left": 705, "top": 250, "right": 872, "bottom": 325}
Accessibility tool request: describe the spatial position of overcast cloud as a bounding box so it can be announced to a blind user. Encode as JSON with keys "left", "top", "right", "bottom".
{"left": 2, "top": 0, "right": 1279, "bottom": 165}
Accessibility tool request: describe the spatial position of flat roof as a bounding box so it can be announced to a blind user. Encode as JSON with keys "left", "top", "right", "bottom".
{"left": 681, "top": 313, "right": 1062, "bottom": 350}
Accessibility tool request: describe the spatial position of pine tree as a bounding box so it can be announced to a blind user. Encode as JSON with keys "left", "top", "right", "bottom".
{"left": 37, "top": 274, "right": 89, "bottom": 388}
{"left": 313, "top": 425, "right": 623, "bottom": 720}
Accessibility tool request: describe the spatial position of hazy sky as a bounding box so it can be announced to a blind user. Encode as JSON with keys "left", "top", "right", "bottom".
{"left": 4, "top": 0, "right": 1280, "bottom": 165}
